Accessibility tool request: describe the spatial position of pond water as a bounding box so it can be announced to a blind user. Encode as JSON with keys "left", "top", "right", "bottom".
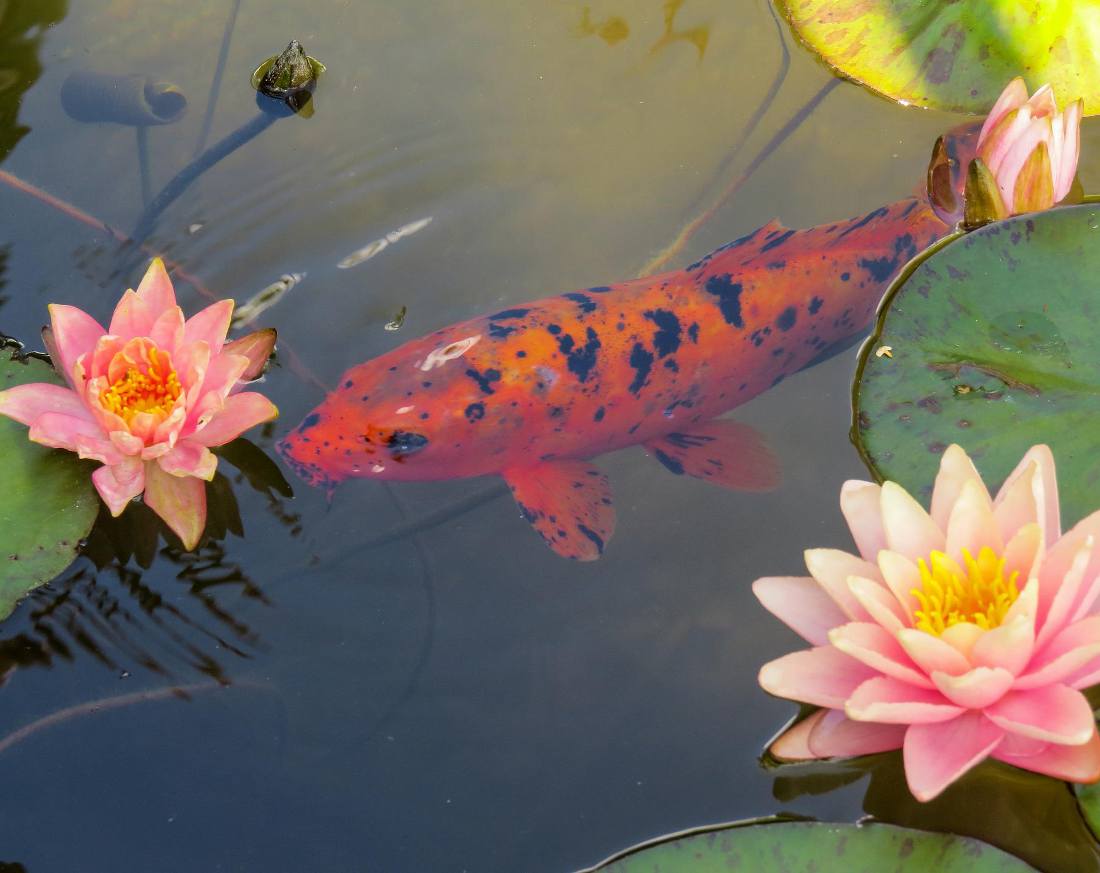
{"left": 1, "top": 1, "right": 1099, "bottom": 871}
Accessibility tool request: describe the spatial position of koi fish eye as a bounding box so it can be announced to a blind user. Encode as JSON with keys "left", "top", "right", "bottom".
{"left": 386, "top": 431, "right": 430, "bottom": 456}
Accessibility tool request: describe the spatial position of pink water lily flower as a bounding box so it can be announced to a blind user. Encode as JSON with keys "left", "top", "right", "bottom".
{"left": 755, "top": 444, "right": 1100, "bottom": 802}
{"left": 975, "top": 77, "right": 1082, "bottom": 217}
{"left": 0, "top": 259, "right": 278, "bottom": 549}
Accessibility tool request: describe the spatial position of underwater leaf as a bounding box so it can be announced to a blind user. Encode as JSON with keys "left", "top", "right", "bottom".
{"left": 776, "top": 1, "right": 1100, "bottom": 114}
{"left": 1076, "top": 780, "right": 1100, "bottom": 844}
{"left": 853, "top": 204, "right": 1100, "bottom": 526}
{"left": 0, "top": 353, "right": 98, "bottom": 618}
{"left": 585, "top": 819, "right": 1037, "bottom": 871}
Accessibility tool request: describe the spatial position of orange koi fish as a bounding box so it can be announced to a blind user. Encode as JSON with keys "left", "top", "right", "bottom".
{"left": 279, "top": 129, "right": 974, "bottom": 560}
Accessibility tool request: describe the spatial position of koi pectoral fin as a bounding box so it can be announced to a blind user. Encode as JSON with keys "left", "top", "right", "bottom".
{"left": 502, "top": 461, "right": 615, "bottom": 561}
{"left": 644, "top": 419, "right": 781, "bottom": 492}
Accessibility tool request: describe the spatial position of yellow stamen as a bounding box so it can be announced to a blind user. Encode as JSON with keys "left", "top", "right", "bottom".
{"left": 100, "top": 345, "right": 181, "bottom": 424}
{"left": 911, "top": 547, "right": 1020, "bottom": 636}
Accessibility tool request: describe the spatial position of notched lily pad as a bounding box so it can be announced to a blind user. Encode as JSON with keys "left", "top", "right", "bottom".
{"left": 0, "top": 352, "right": 98, "bottom": 618}
{"left": 853, "top": 204, "right": 1100, "bottom": 523}
{"left": 584, "top": 819, "right": 1037, "bottom": 871}
{"left": 776, "top": 1, "right": 1100, "bottom": 114}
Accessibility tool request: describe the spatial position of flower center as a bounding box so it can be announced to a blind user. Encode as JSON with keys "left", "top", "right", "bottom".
{"left": 100, "top": 345, "right": 181, "bottom": 424}
{"left": 911, "top": 547, "right": 1020, "bottom": 636}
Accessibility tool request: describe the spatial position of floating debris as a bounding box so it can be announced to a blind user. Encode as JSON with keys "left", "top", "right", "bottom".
{"left": 385, "top": 306, "right": 408, "bottom": 332}
{"left": 875, "top": 345, "right": 893, "bottom": 358}
{"left": 232, "top": 272, "right": 305, "bottom": 328}
{"left": 252, "top": 40, "right": 326, "bottom": 117}
{"left": 338, "top": 216, "right": 433, "bottom": 269}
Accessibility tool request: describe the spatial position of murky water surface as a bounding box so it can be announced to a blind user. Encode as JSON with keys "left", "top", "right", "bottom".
{"left": 1, "top": 2, "right": 1099, "bottom": 871}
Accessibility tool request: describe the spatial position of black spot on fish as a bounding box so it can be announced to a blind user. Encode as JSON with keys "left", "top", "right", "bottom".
{"left": 343, "top": 379, "right": 354, "bottom": 389}
{"left": 588, "top": 285, "right": 612, "bottom": 294}
{"left": 298, "top": 413, "right": 321, "bottom": 433}
{"left": 901, "top": 199, "right": 918, "bottom": 217}
{"left": 465, "top": 402, "right": 485, "bottom": 422}
{"left": 808, "top": 297, "right": 823, "bottom": 314}
{"left": 836, "top": 206, "right": 889, "bottom": 240}
{"left": 489, "top": 323, "right": 516, "bottom": 338}
{"left": 776, "top": 306, "right": 797, "bottom": 332}
{"left": 840, "top": 272, "right": 851, "bottom": 281}
{"left": 516, "top": 350, "right": 527, "bottom": 358}
{"left": 549, "top": 406, "right": 565, "bottom": 418}
{"left": 563, "top": 292, "right": 597, "bottom": 313}
{"left": 387, "top": 431, "right": 430, "bottom": 456}
{"left": 594, "top": 406, "right": 605, "bottom": 422}
{"left": 759, "top": 229, "right": 796, "bottom": 253}
{"left": 576, "top": 524, "right": 605, "bottom": 555}
{"left": 628, "top": 343, "right": 653, "bottom": 395}
{"left": 421, "top": 381, "right": 432, "bottom": 388}
{"left": 664, "top": 358, "right": 679, "bottom": 372}
{"left": 766, "top": 260, "right": 786, "bottom": 270}
{"left": 654, "top": 448, "right": 684, "bottom": 475}
{"left": 704, "top": 274, "right": 744, "bottom": 327}
{"left": 644, "top": 309, "right": 681, "bottom": 357}
{"left": 466, "top": 367, "right": 501, "bottom": 395}
{"left": 557, "top": 326, "right": 601, "bottom": 382}
{"left": 490, "top": 308, "right": 530, "bottom": 320}
{"left": 547, "top": 324, "right": 562, "bottom": 335}
{"left": 419, "top": 412, "right": 430, "bottom": 420}
{"left": 688, "top": 322, "right": 699, "bottom": 343}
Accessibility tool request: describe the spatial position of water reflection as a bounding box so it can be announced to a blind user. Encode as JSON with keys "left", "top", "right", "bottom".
{"left": 0, "top": 439, "right": 294, "bottom": 683}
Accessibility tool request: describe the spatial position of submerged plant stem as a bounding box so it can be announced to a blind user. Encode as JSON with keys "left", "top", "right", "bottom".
{"left": 638, "top": 77, "right": 841, "bottom": 277}
{"left": 194, "top": 0, "right": 242, "bottom": 158}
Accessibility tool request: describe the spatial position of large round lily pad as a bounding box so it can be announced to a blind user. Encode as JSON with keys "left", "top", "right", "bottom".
{"left": 776, "top": 1, "right": 1100, "bottom": 114}
{"left": 853, "top": 204, "right": 1100, "bottom": 525}
{"left": 585, "top": 820, "right": 1036, "bottom": 871}
{"left": 0, "top": 352, "right": 98, "bottom": 618}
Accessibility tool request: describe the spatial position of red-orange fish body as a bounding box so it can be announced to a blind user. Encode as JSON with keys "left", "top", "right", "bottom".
{"left": 280, "top": 192, "right": 950, "bottom": 559}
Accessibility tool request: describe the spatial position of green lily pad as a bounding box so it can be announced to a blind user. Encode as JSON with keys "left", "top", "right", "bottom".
{"left": 0, "top": 352, "right": 98, "bottom": 618}
{"left": 853, "top": 204, "right": 1100, "bottom": 524}
{"left": 584, "top": 820, "right": 1036, "bottom": 871}
{"left": 776, "top": 1, "right": 1100, "bottom": 114}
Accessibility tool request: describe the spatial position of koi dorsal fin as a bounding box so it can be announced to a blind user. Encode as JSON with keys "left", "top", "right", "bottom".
{"left": 644, "top": 419, "right": 781, "bottom": 492}
{"left": 502, "top": 461, "right": 615, "bottom": 561}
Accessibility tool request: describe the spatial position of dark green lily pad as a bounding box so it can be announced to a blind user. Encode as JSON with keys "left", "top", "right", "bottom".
{"left": 585, "top": 820, "right": 1036, "bottom": 871}
{"left": 0, "top": 352, "right": 98, "bottom": 618}
{"left": 853, "top": 204, "right": 1100, "bottom": 524}
{"left": 776, "top": 1, "right": 1100, "bottom": 114}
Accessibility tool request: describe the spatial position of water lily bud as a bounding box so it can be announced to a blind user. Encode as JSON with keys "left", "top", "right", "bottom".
{"left": 975, "top": 77, "right": 1082, "bottom": 217}
{"left": 963, "top": 157, "right": 1008, "bottom": 229}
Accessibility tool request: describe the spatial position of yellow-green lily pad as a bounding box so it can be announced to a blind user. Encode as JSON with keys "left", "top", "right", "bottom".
{"left": 776, "top": 1, "right": 1100, "bottom": 114}
{"left": 0, "top": 352, "right": 98, "bottom": 619}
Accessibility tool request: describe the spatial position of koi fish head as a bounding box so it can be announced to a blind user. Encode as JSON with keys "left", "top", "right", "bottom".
{"left": 278, "top": 327, "right": 512, "bottom": 485}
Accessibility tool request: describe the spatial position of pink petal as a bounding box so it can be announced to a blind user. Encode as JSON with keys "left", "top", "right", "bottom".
{"left": 183, "top": 299, "right": 234, "bottom": 355}
{"left": 758, "top": 646, "right": 878, "bottom": 709}
{"left": 185, "top": 352, "right": 250, "bottom": 430}
{"left": 880, "top": 481, "right": 944, "bottom": 561}
{"left": 0, "top": 382, "right": 90, "bottom": 427}
{"left": 1026, "top": 83, "right": 1057, "bottom": 117}
{"left": 1036, "top": 521, "right": 1098, "bottom": 648}
{"left": 1016, "top": 615, "right": 1100, "bottom": 690}
{"left": 940, "top": 622, "right": 985, "bottom": 660}
{"left": 875, "top": 549, "right": 921, "bottom": 620}
{"left": 109, "top": 429, "right": 145, "bottom": 456}
{"left": 896, "top": 628, "right": 972, "bottom": 676}
{"left": 190, "top": 392, "right": 278, "bottom": 446}
{"left": 944, "top": 479, "right": 1002, "bottom": 563}
{"left": 997, "top": 119, "right": 1051, "bottom": 213}
{"left": 47, "top": 304, "right": 105, "bottom": 389}
{"left": 753, "top": 576, "right": 850, "bottom": 645}
{"left": 981, "top": 106, "right": 1033, "bottom": 176}
{"left": 158, "top": 442, "right": 217, "bottom": 481}
{"left": 846, "top": 676, "right": 963, "bottom": 724}
{"left": 840, "top": 481, "right": 884, "bottom": 561}
{"left": 978, "top": 77, "right": 1029, "bottom": 146}
{"left": 134, "top": 257, "right": 177, "bottom": 315}
{"left": 993, "top": 461, "right": 1040, "bottom": 544}
{"left": 931, "top": 666, "right": 1014, "bottom": 709}
{"left": 847, "top": 575, "right": 907, "bottom": 635}
{"left": 829, "top": 622, "right": 933, "bottom": 688}
{"left": 985, "top": 684, "right": 1095, "bottom": 745}
{"left": 1003, "top": 523, "right": 1042, "bottom": 584}
{"left": 994, "top": 727, "right": 1100, "bottom": 783}
{"left": 996, "top": 445, "right": 1059, "bottom": 545}
{"left": 148, "top": 305, "right": 185, "bottom": 352}
{"left": 224, "top": 328, "right": 277, "bottom": 382}
{"left": 143, "top": 460, "right": 206, "bottom": 550}
{"left": 970, "top": 613, "right": 1034, "bottom": 676}
{"left": 768, "top": 711, "right": 823, "bottom": 761}
{"left": 803, "top": 548, "right": 876, "bottom": 620}
{"left": 930, "top": 445, "right": 987, "bottom": 530}
{"left": 107, "top": 289, "right": 148, "bottom": 339}
{"left": 1055, "top": 100, "right": 1082, "bottom": 199}
{"left": 903, "top": 712, "right": 1004, "bottom": 801}
{"left": 92, "top": 458, "right": 145, "bottom": 516}
{"left": 807, "top": 708, "right": 907, "bottom": 758}
{"left": 28, "top": 412, "right": 104, "bottom": 453}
